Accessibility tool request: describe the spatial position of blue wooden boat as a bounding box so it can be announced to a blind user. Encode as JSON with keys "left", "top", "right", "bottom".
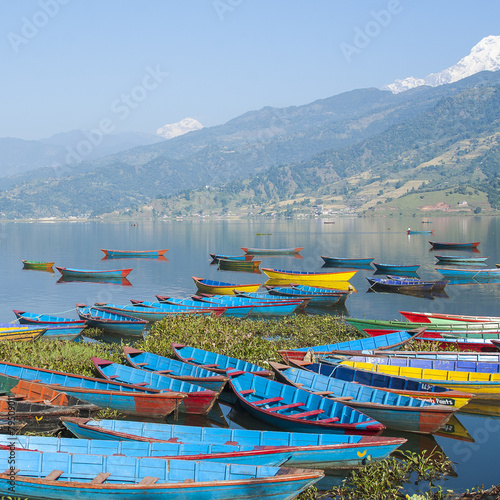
{"left": 172, "top": 343, "right": 273, "bottom": 377}
{"left": 92, "top": 357, "right": 218, "bottom": 415}
{"left": 136, "top": 298, "right": 254, "bottom": 318}
{"left": 0, "top": 361, "right": 185, "bottom": 418}
{"left": 76, "top": 304, "right": 149, "bottom": 336}
{"left": 192, "top": 276, "right": 261, "bottom": 295}
{"left": 269, "top": 362, "right": 456, "bottom": 434}
{"left": 38, "top": 324, "right": 86, "bottom": 341}
{"left": 0, "top": 449, "right": 322, "bottom": 500}
{"left": 210, "top": 253, "right": 255, "bottom": 263}
{"left": 93, "top": 303, "right": 224, "bottom": 322}
{"left": 191, "top": 295, "right": 302, "bottom": 316}
{"left": 266, "top": 286, "right": 348, "bottom": 306}
{"left": 407, "top": 229, "right": 434, "bottom": 234}
{"left": 13, "top": 310, "right": 86, "bottom": 326}
{"left": 55, "top": 266, "right": 133, "bottom": 278}
{"left": 293, "top": 361, "right": 475, "bottom": 410}
{"left": 372, "top": 350, "right": 500, "bottom": 363}
{"left": 372, "top": 263, "right": 420, "bottom": 274}
{"left": 242, "top": 247, "right": 304, "bottom": 255}
{"left": 62, "top": 417, "right": 406, "bottom": 469}
{"left": 430, "top": 241, "right": 480, "bottom": 249}
{"left": 437, "top": 268, "right": 500, "bottom": 279}
{"left": 228, "top": 370, "right": 385, "bottom": 434}
{"left": 278, "top": 330, "right": 421, "bottom": 363}
{"left": 123, "top": 346, "right": 228, "bottom": 393}
{"left": 367, "top": 276, "right": 449, "bottom": 292}
{"left": 101, "top": 248, "right": 168, "bottom": 258}
{"left": 435, "top": 255, "right": 489, "bottom": 265}
{"left": 0, "top": 435, "right": 297, "bottom": 468}
{"left": 321, "top": 256, "right": 374, "bottom": 267}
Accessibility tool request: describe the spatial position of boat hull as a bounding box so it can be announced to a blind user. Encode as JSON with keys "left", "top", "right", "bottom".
{"left": 55, "top": 266, "right": 132, "bottom": 278}
{"left": 262, "top": 268, "right": 356, "bottom": 283}
{"left": 430, "top": 241, "right": 480, "bottom": 249}
{"left": 192, "top": 276, "right": 261, "bottom": 295}
{"left": 241, "top": 247, "right": 304, "bottom": 255}
{"left": 101, "top": 249, "right": 168, "bottom": 258}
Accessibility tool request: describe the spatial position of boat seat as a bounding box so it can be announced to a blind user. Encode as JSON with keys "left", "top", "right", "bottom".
{"left": 313, "top": 391, "right": 335, "bottom": 396}
{"left": 3, "top": 469, "right": 19, "bottom": 475}
{"left": 139, "top": 476, "right": 159, "bottom": 485}
{"left": 45, "top": 470, "right": 64, "bottom": 481}
{"left": 202, "top": 364, "right": 220, "bottom": 368}
{"left": 318, "top": 417, "right": 340, "bottom": 423}
{"left": 267, "top": 402, "right": 305, "bottom": 412}
{"left": 134, "top": 382, "right": 149, "bottom": 386}
{"left": 155, "top": 370, "right": 173, "bottom": 374}
{"left": 108, "top": 375, "right": 119, "bottom": 379}
{"left": 135, "top": 363, "right": 148, "bottom": 367}
{"left": 239, "top": 389, "right": 255, "bottom": 395}
{"left": 183, "top": 478, "right": 195, "bottom": 483}
{"left": 288, "top": 409, "right": 324, "bottom": 419}
{"left": 254, "top": 397, "right": 284, "bottom": 406}
{"left": 228, "top": 370, "right": 246, "bottom": 376}
{"left": 90, "top": 472, "right": 111, "bottom": 484}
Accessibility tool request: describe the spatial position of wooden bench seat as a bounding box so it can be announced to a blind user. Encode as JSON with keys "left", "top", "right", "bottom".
{"left": 254, "top": 396, "right": 284, "bottom": 406}
{"left": 45, "top": 470, "right": 64, "bottom": 481}
{"left": 90, "top": 472, "right": 111, "bottom": 484}
{"left": 288, "top": 409, "right": 324, "bottom": 419}
{"left": 138, "top": 476, "right": 159, "bottom": 485}
{"left": 267, "top": 402, "right": 305, "bottom": 412}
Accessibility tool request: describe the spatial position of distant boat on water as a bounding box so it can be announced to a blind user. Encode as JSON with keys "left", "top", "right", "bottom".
{"left": 100, "top": 249, "right": 168, "bottom": 258}
{"left": 55, "top": 266, "right": 132, "bottom": 279}
{"left": 21, "top": 260, "right": 54, "bottom": 271}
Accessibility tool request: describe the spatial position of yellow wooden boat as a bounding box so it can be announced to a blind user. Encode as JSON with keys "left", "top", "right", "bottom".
{"left": 0, "top": 325, "right": 46, "bottom": 342}
{"left": 265, "top": 279, "right": 356, "bottom": 292}
{"left": 192, "top": 276, "right": 261, "bottom": 295}
{"left": 340, "top": 359, "right": 500, "bottom": 399}
{"left": 261, "top": 268, "right": 357, "bottom": 284}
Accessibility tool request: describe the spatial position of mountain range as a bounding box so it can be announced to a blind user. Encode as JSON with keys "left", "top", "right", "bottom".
{"left": 1, "top": 36, "right": 499, "bottom": 219}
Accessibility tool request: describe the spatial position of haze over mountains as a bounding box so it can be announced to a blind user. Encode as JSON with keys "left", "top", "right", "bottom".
{"left": 1, "top": 36, "right": 499, "bottom": 219}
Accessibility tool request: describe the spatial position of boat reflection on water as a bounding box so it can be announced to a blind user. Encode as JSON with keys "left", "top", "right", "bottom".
{"left": 366, "top": 287, "right": 450, "bottom": 300}
{"left": 460, "top": 398, "right": 500, "bottom": 418}
{"left": 56, "top": 276, "right": 132, "bottom": 287}
{"left": 373, "top": 270, "right": 420, "bottom": 278}
{"left": 445, "top": 277, "right": 500, "bottom": 285}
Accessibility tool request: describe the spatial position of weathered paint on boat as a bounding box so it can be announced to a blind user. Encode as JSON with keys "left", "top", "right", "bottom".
{"left": 270, "top": 362, "right": 456, "bottom": 434}
{"left": 241, "top": 247, "right": 304, "bottom": 255}
{"left": 55, "top": 266, "right": 133, "bottom": 278}
{"left": 261, "top": 268, "right": 356, "bottom": 284}
{"left": 61, "top": 417, "right": 406, "bottom": 470}
{"left": 0, "top": 449, "right": 323, "bottom": 500}
{"left": 123, "top": 346, "right": 228, "bottom": 394}
{"left": 92, "top": 357, "right": 218, "bottom": 415}
{"left": 192, "top": 276, "right": 261, "bottom": 295}
{"left": 228, "top": 370, "right": 385, "bottom": 435}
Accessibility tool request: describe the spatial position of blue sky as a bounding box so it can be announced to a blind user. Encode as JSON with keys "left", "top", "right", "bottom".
{"left": 1, "top": 0, "right": 499, "bottom": 139}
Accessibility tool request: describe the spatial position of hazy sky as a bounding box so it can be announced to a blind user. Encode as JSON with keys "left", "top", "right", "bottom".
{"left": 1, "top": 0, "right": 499, "bottom": 139}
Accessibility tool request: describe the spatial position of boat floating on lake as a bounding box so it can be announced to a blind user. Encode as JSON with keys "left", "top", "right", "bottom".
{"left": 55, "top": 266, "right": 132, "bottom": 279}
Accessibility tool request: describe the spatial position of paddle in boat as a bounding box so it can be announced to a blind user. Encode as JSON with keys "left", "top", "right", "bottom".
{"left": 123, "top": 346, "right": 228, "bottom": 394}
{"left": 55, "top": 266, "right": 132, "bottom": 279}
{"left": 21, "top": 260, "right": 54, "bottom": 271}
{"left": 269, "top": 362, "right": 457, "bottom": 434}
{"left": 101, "top": 248, "right": 168, "bottom": 258}
{"left": 241, "top": 247, "right": 304, "bottom": 255}
{"left": 61, "top": 417, "right": 407, "bottom": 470}
{"left": 227, "top": 369, "right": 385, "bottom": 434}
{"left": 0, "top": 449, "right": 323, "bottom": 500}
{"left": 192, "top": 276, "right": 261, "bottom": 295}
{"left": 92, "top": 357, "right": 218, "bottom": 416}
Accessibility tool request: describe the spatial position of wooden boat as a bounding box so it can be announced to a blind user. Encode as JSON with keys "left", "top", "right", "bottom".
{"left": 210, "top": 253, "right": 255, "bottom": 263}
{"left": 371, "top": 350, "right": 500, "bottom": 363}
{"left": 291, "top": 361, "right": 475, "bottom": 410}
{"left": 152, "top": 297, "right": 253, "bottom": 318}
{"left": 172, "top": 343, "right": 273, "bottom": 377}
{"left": 0, "top": 435, "right": 305, "bottom": 468}
{"left": 491, "top": 340, "right": 500, "bottom": 350}
{"left": 61, "top": 417, "right": 406, "bottom": 470}
{"left": 0, "top": 361, "right": 186, "bottom": 418}
{"left": 217, "top": 258, "right": 262, "bottom": 272}
{"left": 101, "top": 248, "right": 168, "bottom": 258}
{"left": 266, "top": 286, "right": 349, "bottom": 306}
{"left": 270, "top": 362, "right": 457, "bottom": 434}
{"left": 55, "top": 266, "right": 133, "bottom": 278}
{"left": 76, "top": 304, "right": 149, "bottom": 337}
{"left": 241, "top": 247, "right": 304, "bottom": 255}
{"left": 228, "top": 369, "right": 385, "bottom": 435}
{"left": 38, "top": 324, "right": 86, "bottom": 341}
{"left": 0, "top": 325, "right": 46, "bottom": 342}
{"left": 437, "top": 267, "right": 500, "bottom": 279}
{"left": 429, "top": 241, "right": 481, "bottom": 249}
{"left": 367, "top": 276, "right": 448, "bottom": 292}
{"left": 407, "top": 229, "right": 434, "bottom": 234}
{"left": 192, "top": 276, "right": 261, "bottom": 295}
{"left": 278, "top": 330, "right": 421, "bottom": 363}
{"left": 0, "top": 449, "right": 323, "bottom": 500}
{"left": 92, "top": 357, "right": 218, "bottom": 415}
{"left": 261, "top": 268, "right": 356, "bottom": 284}
{"left": 123, "top": 346, "right": 228, "bottom": 394}
{"left": 399, "top": 311, "right": 500, "bottom": 325}
{"left": 435, "top": 255, "right": 488, "bottom": 264}
{"left": 13, "top": 310, "right": 85, "bottom": 326}
{"left": 372, "top": 263, "right": 420, "bottom": 274}
{"left": 338, "top": 358, "right": 500, "bottom": 399}
{"left": 93, "top": 302, "right": 225, "bottom": 322}
{"left": 21, "top": 260, "right": 54, "bottom": 271}
{"left": 321, "top": 256, "right": 374, "bottom": 267}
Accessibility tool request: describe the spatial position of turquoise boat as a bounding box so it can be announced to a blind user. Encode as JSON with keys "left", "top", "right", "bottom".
{"left": 172, "top": 343, "right": 273, "bottom": 377}
{"left": 228, "top": 370, "right": 385, "bottom": 434}
{"left": 373, "top": 263, "right": 420, "bottom": 274}
{"left": 123, "top": 346, "right": 228, "bottom": 393}
{"left": 101, "top": 248, "right": 168, "bottom": 258}
{"left": 321, "top": 256, "right": 374, "bottom": 268}
{"left": 13, "top": 310, "right": 85, "bottom": 326}
{"left": 266, "top": 286, "right": 348, "bottom": 306}
{"left": 138, "top": 298, "right": 253, "bottom": 318}
{"left": 270, "top": 362, "right": 456, "bottom": 434}
{"left": 61, "top": 417, "right": 406, "bottom": 469}
{"left": 92, "top": 357, "right": 218, "bottom": 415}
{"left": 55, "top": 266, "right": 133, "bottom": 278}
{"left": 0, "top": 449, "right": 322, "bottom": 500}
{"left": 210, "top": 253, "right": 255, "bottom": 262}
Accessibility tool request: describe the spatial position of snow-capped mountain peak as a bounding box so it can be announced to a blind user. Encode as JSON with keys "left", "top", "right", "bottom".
{"left": 156, "top": 118, "right": 204, "bottom": 139}
{"left": 383, "top": 35, "right": 500, "bottom": 93}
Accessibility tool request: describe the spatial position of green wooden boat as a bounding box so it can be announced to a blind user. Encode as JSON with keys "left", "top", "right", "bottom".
{"left": 22, "top": 260, "right": 54, "bottom": 271}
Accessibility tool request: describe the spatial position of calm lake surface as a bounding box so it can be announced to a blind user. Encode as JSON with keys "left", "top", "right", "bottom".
{"left": 2, "top": 216, "right": 500, "bottom": 493}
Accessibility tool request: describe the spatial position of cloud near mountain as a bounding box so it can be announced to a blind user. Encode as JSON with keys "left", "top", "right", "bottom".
{"left": 156, "top": 118, "right": 204, "bottom": 139}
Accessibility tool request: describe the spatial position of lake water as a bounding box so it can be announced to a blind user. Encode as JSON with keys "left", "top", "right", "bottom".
{"left": 2, "top": 216, "right": 500, "bottom": 493}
